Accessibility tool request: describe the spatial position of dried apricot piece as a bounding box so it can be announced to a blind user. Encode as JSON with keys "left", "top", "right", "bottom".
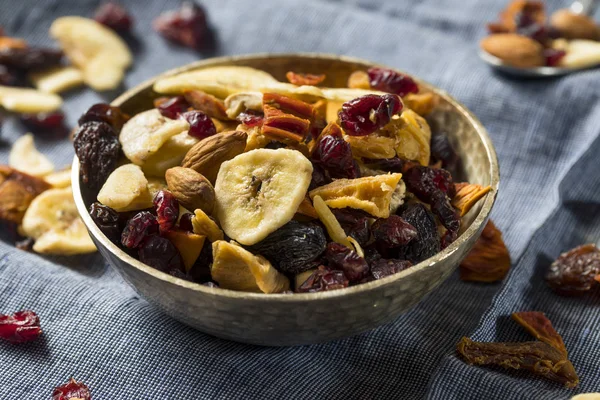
{"left": 452, "top": 182, "right": 492, "bottom": 216}
{"left": 512, "top": 311, "right": 567, "bottom": 356}
{"left": 286, "top": 71, "right": 326, "bottom": 86}
{"left": 460, "top": 220, "right": 510, "bottom": 282}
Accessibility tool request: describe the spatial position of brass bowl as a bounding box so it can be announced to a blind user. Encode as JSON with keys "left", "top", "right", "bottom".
{"left": 72, "top": 53, "right": 499, "bottom": 346}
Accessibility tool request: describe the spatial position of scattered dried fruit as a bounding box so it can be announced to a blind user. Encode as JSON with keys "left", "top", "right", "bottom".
{"left": 0, "top": 85, "right": 62, "bottom": 113}
{"left": 512, "top": 311, "right": 567, "bottom": 356}
{"left": 153, "top": 1, "right": 209, "bottom": 50}
{"left": 311, "top": 127, "right": 360, "bottom": 180}
{"left": 89, "top": 201, "right": 120, "bottom": 243}
{"left": 546, "top": 244, "right": 600, "bottom": 295}
{"left": 0, "top": 310, "right": 42, "bottom": 343}
{"left": 29, "top": 66, "right": 84, "bottom": 94}
{"left": 94, "top": 1, "right": 133, "bottom": 32}
{"left": 0, "top": 47, "right": 63, "bottom": 70}
{"left": 19, "top": 111, "right": 65, "bottom": 134}
{"left": 0, "top": 165, "right": 50, "bottom": 224}
{"left": 52, "top": 378, "right": 91, "bottom": 400}
{"left": 324, "top": 242, "right": 369, "bottom": 282}
{"left": 286, "top": 71, "right": 326, "bottom": 86}
{"left": 78, "top": 103, "right": 129, "bottom": 132}
{"left": 9, "top": 133, "right": 55, "bottom": 177}
{"left": 460, "top": 219, "right": 510, "bottom": 282}
{"left": 338, "top": 94, "right": 402, "bottom": 136}
{"left": 74, "top": 121, "right": 120, "bottom": 193}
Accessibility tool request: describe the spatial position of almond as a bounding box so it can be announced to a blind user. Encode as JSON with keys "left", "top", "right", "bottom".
{"left": 165, "top": 166, "right": 215, "bottom": 215}
{"left": 181, "top": 130, "right": 247, "bottom": 184}
{"left": 550, "top": 10, "right": 600, "bottom": 41}
{"left": 480, "top": 34, "right": 545, "bottom": 67}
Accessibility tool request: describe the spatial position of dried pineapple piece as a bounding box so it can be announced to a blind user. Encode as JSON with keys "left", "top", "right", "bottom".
{"left": 344, "top": 133, "right": 396, "bottom": 159}
{"left": 452, "top": 183, "right": 492, "bottom": 216}
{"left": 211, "top": 240, "right": 290, "bottom": 293}
{"left": 384, "top": 110, "right": 431, "bottom": 166}
{"left": 309, "top": 173, "right": 402, "bottom": 218}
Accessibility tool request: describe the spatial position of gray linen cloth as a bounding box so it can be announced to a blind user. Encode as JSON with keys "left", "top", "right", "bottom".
{"left": 0, "top": 0, "right": 599, "bottom": 398}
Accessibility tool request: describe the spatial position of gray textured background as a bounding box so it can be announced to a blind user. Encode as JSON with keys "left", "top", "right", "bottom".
{"left": 0, "top": 0, "right": 599, "bottom": 398}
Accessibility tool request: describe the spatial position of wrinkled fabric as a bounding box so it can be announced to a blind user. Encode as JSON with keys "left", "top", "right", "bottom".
{"left": 0, "top": 0, "right": 599, "bottom": 398}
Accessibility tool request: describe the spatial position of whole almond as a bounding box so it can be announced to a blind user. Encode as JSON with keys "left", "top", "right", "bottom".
{"left": 480, "top": 34, "right": 545, "bottom": 67}
{"left": 165, "top": 166, "right": 215, "bottom": 214}
{"left": 550, "top": 10, "right": 600, "bottom": 41}
{"left": 181, "top": 130, "right": 247, "bottom": 184}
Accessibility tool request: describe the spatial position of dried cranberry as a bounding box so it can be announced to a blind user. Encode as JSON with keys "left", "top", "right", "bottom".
{"left": 430, "top": 190, "right": 460, "bottom": 236}
{"left": 19, "top": 111, "right": 65, "bottom": 133}
{"left": 544, "top": 48, "right": 566, "bottom": 67}
{"left": 157, "top": 96, "right": 190, "bottom": 119}
{"left": 138, "top": 235, "right": 184, "bottom": 273}
{"left": 94, "top": 1, "right": 133, "bottom": 32}
{"left": 0, "top": 310, "right": 41, "bottom": 343}
{"left": 236, "top": 110, "right": 264, "bottom": 127}
{"left": 179, "top": 110, "right": 216, "bottom": 139}
{"left": 73, "top": 121, "right": 120, "bottom": 193}
{"left": 398, "top": 203, "right": 441, "bottom": 263}
{"left": 331, "top": 208, "right": 371, "bottom": 246}
{"left": 179, "top": 212, "right": 194, "bottom": 232}
{"left": 153, "top": 190, "right": 179, "bottom": 234}
{"left": 324, "top": 242, "right": 369, "bottom": 282}
{"left": 78, "top": 103, "right": 129, "bottom": 132}
{"left": 370, "top": 259, "right": 412, "bottom": 280}
{"left": 311, "top": 134, "right": 360, "bottom": 179}
{"left": 0, "top": 47, "right": 62, "bottom": 71}
{"left": 367, "top": 67, "right": 419, "bottom": 97}
{"left": 153, "top": 2, "right": 208, "bottom": 50}
{"left": 430, "top": 133, "right": 458, "bottom": 171}
{"left": 52, "top": 378, "right": 91, "bottom": 400}
{"left": 338, "top": 94, "right": 402, "bottom": 136}
{"left": 371, "top": 215, "right": 418, "bottom": 248}
{"left": 403, "top": 165, "right": 455, "bottom": 203}
{"left": 121, "top": 211, "right": 159, "bottom": 249}
{"left": 89, "top": 202, "right": 120, "bottom": 243}
{"left": 441, "top": 229, "right": 458, "bottom": 249}
{"left": 297, "top": 265, "right": 349, "bottom": 293}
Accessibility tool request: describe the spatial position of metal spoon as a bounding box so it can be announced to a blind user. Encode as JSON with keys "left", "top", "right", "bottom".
{"left": 479, "top": 0, "right": 599, "bottom": 77}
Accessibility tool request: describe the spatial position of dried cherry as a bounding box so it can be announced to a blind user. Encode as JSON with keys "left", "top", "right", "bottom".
{"left": 89, "top": 202, "right": 120, "bottom": 243}
{"left": 371, "top": 215, "right": 418, "bottom": 248}
{"left": 157, "top": 96, "right": 190, "bottom": 119}
{"left": 338, "top": 94, "right": 402, "bottom": 136}
{"left": 546, "top": 244, "right": 600, "bottom": 295}
{"left": 0, "top": 310, "right": 42, "bottom": 343}
{"left": 153, "top": 2, "right": 208, "bottom": 50}
{"left": 367, "top": 67, "right": 419, "bottom": 97}
{"left": 52, "top": 378, "right": 91, "bottom": 400}
{"left": 247, "top": 220, "right": 326, "bottom": 275}
{"left": 370, "top": 259, "right": 412, "bottom": 280}
{"left": 179, "top": 110, "right": 216, "bottom": 139}
{"left": 398, "top": 203, "right": 441, "bottom": 263}
{"left": 121, "top": 211, "right": 159, "bottom": 249}
{"left": 73, "top": 121, "right": 120, "bottom": 193}
{"left": 324, "top": 242, "right": 369, "bottom": 282}
{"left": 153, "top": 190, "right": 179, "bottom": 234}
{"left": 311, "top": 134, "right": 360, "bottom": 180}
{"left": 78, "top": 103, "right": 129, "bottom": 132}
{"left": 236, "top": 110, "right": 264, "bottom": 127}
{"left": 297, "top": 265, "right": 349, "bottom": 293}
{"left": 94, "top": 1, "right": 133, "bottom": 32}
{"left": 138, "top": 235, "right": 184, "bottom": 273}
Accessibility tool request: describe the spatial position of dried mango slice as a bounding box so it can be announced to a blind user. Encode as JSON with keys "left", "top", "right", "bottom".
{"left": 309, "top": 173, "right": 402, "bottom": 218}
{"left": 452, "top": 183, "right": 492, "bottom": 216}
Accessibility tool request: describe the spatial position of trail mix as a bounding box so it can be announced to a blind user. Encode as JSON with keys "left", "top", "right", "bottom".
{"left": 481, "top": 0, "right": 600, "bottom": 68}
{"left": 458, "top": 311, "right": 579, "bottom": 387}
{"left": 75, "top": 65, "right": 493, "bottom": 293}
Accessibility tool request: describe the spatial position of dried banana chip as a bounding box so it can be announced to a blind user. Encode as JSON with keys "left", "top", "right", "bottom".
{"left": 44, "top": 168, "right": 72, "bottom": 188}
{"left": 97, "top": 164, "right": 153, "bottom": 212}
{"left": 9, "top": 134, "right": 55, "bottom": 177}
{"left": 30, "top": 66, "right": 84, "bottom": 94}
{"left": 0, "top": 85, "right": 62, "bottom": 113}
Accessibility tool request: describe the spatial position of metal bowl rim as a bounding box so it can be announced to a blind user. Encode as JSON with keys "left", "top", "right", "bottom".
{"left": 72, "top": 52, "right": 500, "bottom": 302}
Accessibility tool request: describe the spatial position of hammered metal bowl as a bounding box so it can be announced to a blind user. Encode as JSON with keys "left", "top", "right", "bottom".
{"left": 72, "top": 53, "right": 499, "bottom": 346}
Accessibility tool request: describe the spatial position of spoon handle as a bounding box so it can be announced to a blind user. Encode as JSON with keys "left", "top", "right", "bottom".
{"left": 569, "top": 0, "right": 598, "bottom": 15}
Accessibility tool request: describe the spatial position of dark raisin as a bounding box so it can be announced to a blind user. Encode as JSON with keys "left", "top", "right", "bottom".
{"left": 179, "top": 110, "right": 216, "bottom": 139}
{"left": 89, "top": 202, "right": 120, "bottom": 243}
{"left": 403, "top": 165, "right": 455, "bottom": 203}
{"left": 247, "top": 220, "right": 327, "bottom": 275}
{"left": 311, "top": 134, "right": 360, "bottom": 179}
{"left": 546, "top": 244, "right": 600, "bottom": 295}
{"left": 52, "top": 378, "right": 91, "bottom": 400}
{"left": 544, "top": 48, "right": 566, "bottom": 67}
{"left": 441, "top": 229, "right": 458, "bottom": 249}
{"left": 73, "top": 121, "right": 120, "bottom": 193}
{"left": 324, "top": 242, "right": 369, "bottom": 282}
{"left": 297, "top": 265, "right": 349, "bottom": 293}
{"left": 138, "top": 235, "right": 184, "bottom": 273}
{"left": 0, "top": 310, "right": 42, "bottom": 343}
{"left": 189, "top": 241, "right": 213, "bottom": 283}
{"left": 309, "top": 164, "right": 331, "bottom": 190}
{"left": 20, "top": 111, "right": 65, "bottom": 134}
{"left": 363, "top": 244, "right": 382, "bottom": 264}
{"left": 157, "top": 96, "right": 190, "bottom": 119}
{"left": 0, "top": 47, "right": 62, "bottom": 71}
{"left": 0, "top": 64, "right": 25, "bottom": 86}
{"left": 236, "top": 110, "right": 264, "bottom": 127}
{"left": 430, "top": 190, "right": 460, "bottom": 235}
{"left": 371, "top": 215, "right": 418, "bottom": 248}
{"left": 121, "top": 211, "right": 159, "bottom": 249}
{"left": 362, "top": 157, "right": 420, "bottom": 174}
{"left": 430, "top": 133, "right": 458, "bottom": 171}
{"left": 153, "top": 190, "right": 179, "bottom": 234}
{"left": 331, "top": 208, "right": 371, "bottom": 246}
{"left": 153, "top": 1, "right": 208, "bottom": 50}
{"left": 179, "top": 212, "right": 194, "bottom": 232}
{"left": 338, "top": 94, "right": 402, "bottom": 136}
{"left": 367, "top": 67, "right": 419, "bottom": 97}
{"left": 265, "top": 141, "right": 287, "bottom": 150}
{"left": 398, "top": 203, "right": 441, "bottom": 263}
{"left": 94, "top": 1, "right": 133, "bottom": 32}
{"left": 370, "top": 259, "right": 412, "bottom": 280}
{"left": 78, "top": 103, "right": 129, "bottom": 132}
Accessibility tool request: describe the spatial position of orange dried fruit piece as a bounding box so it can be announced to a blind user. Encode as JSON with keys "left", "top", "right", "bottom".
{"left": 165, "top": 230, "right": 206, "bottom": 271}
{"left": 512, "top": 311, "right": 568, "bottom": 356}
{"left": 0, "top": 165, "right": 50, "bottom": 224}
{"left": 286, "top": 71, "right": 326, "bottom": 86}
{"left": 347, "top": 70, "right": 370, "bottom": 89}
{"left": 403, "top": 92, "right": 439, "bottom": 117}
{"left": 309, "top": 173, "right": 402, "bottom": 218}
{"left": 457, "top": 337, "right": 579, "bottom": 388}
{"left": 460, "top": 219, "right": 510, "bottom": 282}
{"left": 452, "top": 182, "right": 492, "bottom": 216}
